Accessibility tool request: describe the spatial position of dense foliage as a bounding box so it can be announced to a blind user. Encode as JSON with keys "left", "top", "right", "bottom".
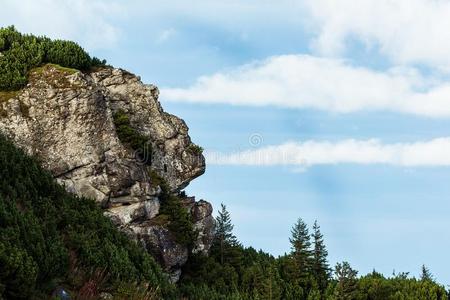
{"left": 0, "top": 26, "right": 105, "bottom": 91}
{"left": 0, "top": 134, "right": 173, "bottom": 299}
{"left": 179, "top": 205, "right": 449, "bottom": 300}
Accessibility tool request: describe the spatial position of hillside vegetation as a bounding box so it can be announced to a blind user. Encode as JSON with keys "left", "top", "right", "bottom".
{"left": 0, "top": 26, "right": 105, "bottom": 91}
{"left": 0, "top": 134, "right": 174, "bottom": 299}
{"left": 178, "top": 205, "right": 449, "bottom": 300}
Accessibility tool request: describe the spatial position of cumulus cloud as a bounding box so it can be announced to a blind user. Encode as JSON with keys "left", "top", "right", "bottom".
{"left": 302, "top": 0, "right": 450, "bottom": 68}
{"left": 206, "top": 138, "right": 450, "bottom": 168}
{"left": 0, "top": 0, "right": 123, "bottom": 50}
{"left": 162, "top": 54, "right": 450, "bottom": 117}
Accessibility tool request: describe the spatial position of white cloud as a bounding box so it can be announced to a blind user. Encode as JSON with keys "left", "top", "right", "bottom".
{"left": 162, "top": 54, "right": 450, "bottom": 117}
{"left": 3, "top": 0, "right": 449, "bottom": 69}
{"left": 123, "top": 0, "right": 450, "bottom": 70}
{"left": 302, "top": 0, "right": 450, "bottom": 68}
{"left": 206, "top": 138, "right": 450, "bottom": 168}
{"left": 6, "top": 1, "right": 450, "bottom": 117}
{"left": 0, "top": 0, "right": 123, "bottom": 50}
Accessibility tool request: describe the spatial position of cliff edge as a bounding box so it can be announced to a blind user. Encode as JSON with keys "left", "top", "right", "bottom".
{"left": 0, "top": 64, "right": 214, "bottom": 281}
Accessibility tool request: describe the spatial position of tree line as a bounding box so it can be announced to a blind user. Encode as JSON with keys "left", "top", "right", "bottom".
{"left": 178, "top": 204, "right": 449, "bottom": 300}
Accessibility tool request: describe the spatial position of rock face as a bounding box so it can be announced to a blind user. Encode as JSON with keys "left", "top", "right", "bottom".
{"left": 0, "top": 65, "right": 215, "bottom": 281}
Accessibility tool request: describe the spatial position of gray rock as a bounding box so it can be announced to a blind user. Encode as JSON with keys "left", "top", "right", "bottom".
{"left": 0, "top": 64, "right": 214, "bottom": 280}
{"left": 192, "top": 200, "right": 215, "bottom": 254}
{"left": 133, "top": 224, "right": 188, "bottom": 282}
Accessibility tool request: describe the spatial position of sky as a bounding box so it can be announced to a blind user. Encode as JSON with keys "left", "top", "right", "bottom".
{"left": 2, "top": 0, "right": 450, "bottom": 284}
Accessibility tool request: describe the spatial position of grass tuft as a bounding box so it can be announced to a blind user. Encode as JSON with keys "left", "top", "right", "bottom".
{"left": 0, "top": 90, "right": 20, "bottom": 103}
{"left": 31, "top": 63, "right": 78, "bottom": 76}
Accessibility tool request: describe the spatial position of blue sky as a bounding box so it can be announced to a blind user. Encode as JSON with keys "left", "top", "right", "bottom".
{"left": 2, "top": 0, "right": 450, "bottom": 284}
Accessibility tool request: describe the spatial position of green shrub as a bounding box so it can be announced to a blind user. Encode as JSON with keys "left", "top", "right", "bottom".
{"left": 0, "top": 134, "right": 173, "bottom": 299}
{"left": 188, "top": 143, "right": 204, "bottom": 155}
{"left": 159, "top": 191, "right": 198, "bottom": 248}
{"left": 0, "top": 26, "right": 105, "bottom": 91}
{"left": 149, "top": 170, "right": 197, "bottom": 247}
{"left": 113, "top": 110, "right": 152, "bottom": 165}
{"left": 43, "top": 38, "right": 92, "bottom": 70}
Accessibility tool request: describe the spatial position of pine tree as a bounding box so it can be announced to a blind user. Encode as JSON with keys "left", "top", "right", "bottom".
{"left": 260, "top": 263, "right": 282, "bottom": 300}
{"left": 289, "top": 218, "right": 313, "bottom": 283}
{"left": 420, "top": 264, "right": 433, "bottom": 282}
{"left": 334, "top": 262, "right": 358, "bottom": 300}
{"left": 213, "top": 203, "right": 239, "bottom": 265}
{"left": 311, "top": 220, "right": 331, "bottom": 291}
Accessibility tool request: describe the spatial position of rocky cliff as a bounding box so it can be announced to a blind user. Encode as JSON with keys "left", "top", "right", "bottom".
{"left": 0, "top": 64, "right": 214, "bottom": 281}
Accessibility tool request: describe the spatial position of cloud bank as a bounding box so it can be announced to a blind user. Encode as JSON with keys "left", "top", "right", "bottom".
{"left": 162, "top": 55, "right": 450, "bottom": 117}
{"left": 303, "top": 0, "right": 450, "bottom": 68}
{"left": 5, "top": 0, "right": 450, "bottom": 117}
{"left": 206, "top": 138, "right": 450, "bottom": 167}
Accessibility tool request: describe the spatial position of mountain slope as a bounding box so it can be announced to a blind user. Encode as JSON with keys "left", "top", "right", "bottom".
{"left": 0, "top": 134, "right": 174, "bottom": 299}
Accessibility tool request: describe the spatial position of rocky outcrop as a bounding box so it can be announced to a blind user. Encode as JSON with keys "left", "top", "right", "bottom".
{"left": 0, "top": 64, "right": 214, "bottom": 281}
{"left": 124, "top": 198, "right": 214, "bottom": 282}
